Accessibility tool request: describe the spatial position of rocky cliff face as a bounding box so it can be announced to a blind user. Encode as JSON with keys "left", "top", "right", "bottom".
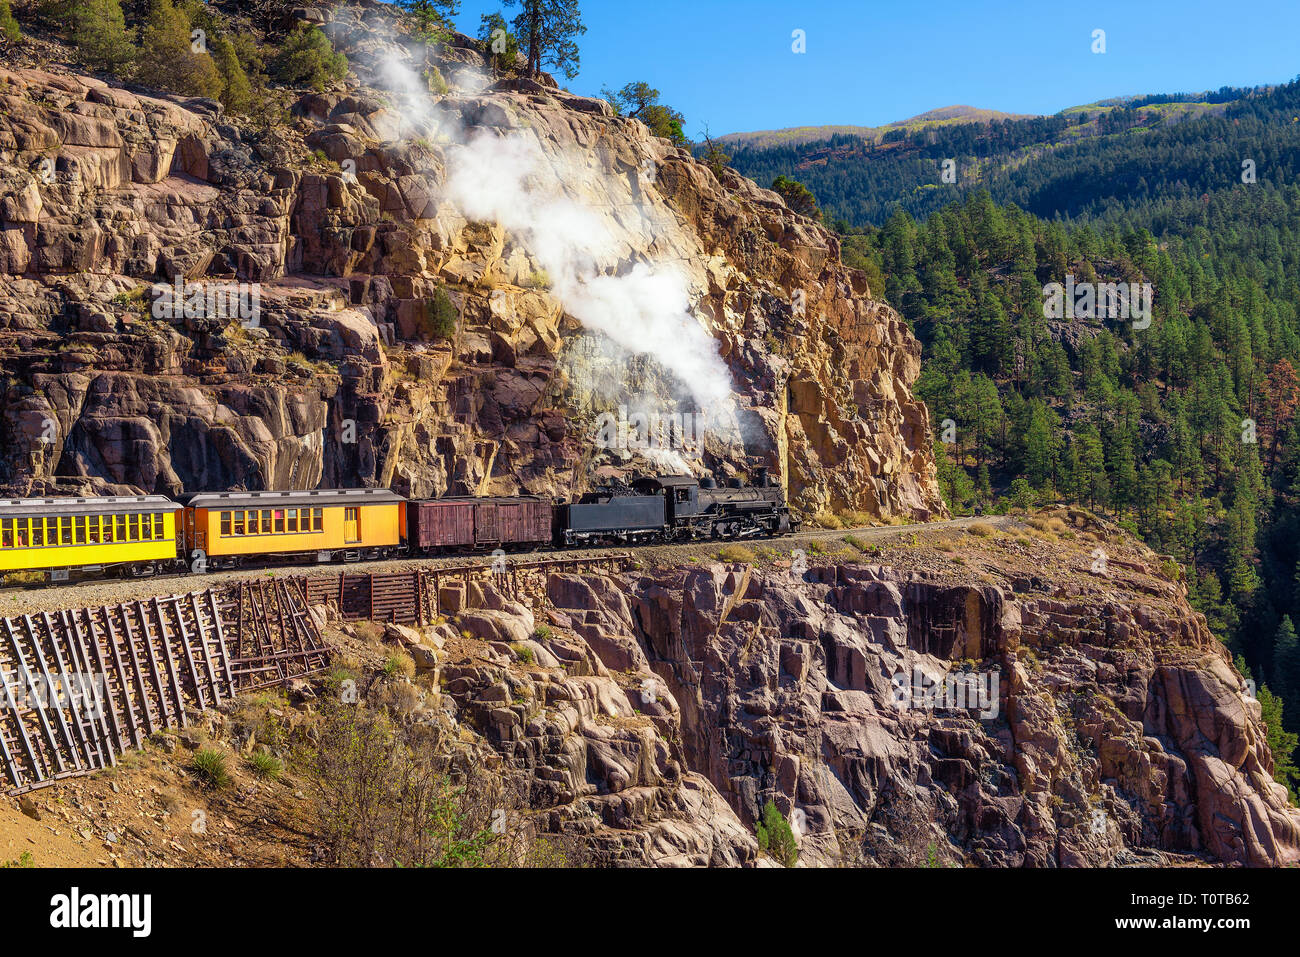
{"left": 406, "top": 514, "right": 1300, "bottom": 867}
{"left": 0, "top": 2, "right": 943, "bottom": 519}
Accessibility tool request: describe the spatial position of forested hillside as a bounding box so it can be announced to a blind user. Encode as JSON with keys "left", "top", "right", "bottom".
{"left": 723, "top": 85, "right": 1292, "bottom": 227}
{"left": 754, "top": 78, "right": 1300, "bottom": 794}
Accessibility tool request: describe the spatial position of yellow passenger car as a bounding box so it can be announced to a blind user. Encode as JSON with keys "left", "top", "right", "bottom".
{"left": 0, "top": 495, "right": 182, "bottom": 582}
{"left": 185, "top": 488, "right": 407, "bottom": 567}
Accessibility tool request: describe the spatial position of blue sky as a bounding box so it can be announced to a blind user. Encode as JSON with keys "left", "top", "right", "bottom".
{"left": 440, "top": 0, "right": 1300, "bottom": 137}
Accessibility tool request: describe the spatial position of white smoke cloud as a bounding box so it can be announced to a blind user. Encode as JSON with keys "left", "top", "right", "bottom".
{"left": 441, "top": 129, "right": 734, "bottom": 409}
{"left": 371, "top": 49, "right": 736, "bottom": 412}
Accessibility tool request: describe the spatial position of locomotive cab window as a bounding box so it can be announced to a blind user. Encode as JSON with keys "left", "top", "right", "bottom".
{"left": 675, "top": 489, "right": 689, "bottom": 502}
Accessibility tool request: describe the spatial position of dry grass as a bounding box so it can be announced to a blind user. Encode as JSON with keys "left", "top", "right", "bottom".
{"left": 716, "top": 544, "right": 757, "bottom": 563}
{"left": 836, "top": 510, "right": 874, "bottom": 528}
{"left": 966, "top": 521, "right": 995, "bottom": 538}
{"left": 813, "top": 510, "right": 845, "bottom": 530}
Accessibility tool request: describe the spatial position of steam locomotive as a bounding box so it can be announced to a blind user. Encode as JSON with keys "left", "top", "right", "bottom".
{"left": 0, "top": 473, "right": 797, "bottom": 583}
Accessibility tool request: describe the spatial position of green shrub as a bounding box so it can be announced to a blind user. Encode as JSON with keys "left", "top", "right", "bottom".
{"left": 755, "top": 800, "right": 798, "bottom": 867}
{"left": 69, "top": 0, "right": 136, "bottom": 72}
{"left": 190, "top": 748, "right": 232, "bottom": 790}
{"left": 423, "top": 286, "right": 458, "bottom": 339}
{"left": 248, "top": 749, "right": 284, "bottom": 780}
{"left": 1006, "top": 478, "right": 1036, "bottom": 511}
{"left": 383, "top": 653, "right": 415, "bottom": 679}
{"left": 532, "top": 623, "right": 552, "bottom": 641}
{"left": 211, "top": 33, "right": 252, "bottom": 112}
{"left": 511, "top": 643, "right": 534, "bottom": 665}
{"left": 271, "top": 25, "right": 347, "bottom": 91}
{"left": 424, "top": 65, "right": 448, "bottom": 95}
{"left": 136, "top": 0, "right": 222, "bottom": 97}
{"left": 842, "top": 534, "right": 868, "bottom": 553}
{"left": 477, "top": 11, "right": 518, "bottom": 72}
{"left": 0, "top": 0, "right": 20, "bottom": 42}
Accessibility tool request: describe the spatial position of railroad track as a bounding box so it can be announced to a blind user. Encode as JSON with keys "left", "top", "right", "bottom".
{"left": 0, "top": 515, "right": 1009, "bottom": 621}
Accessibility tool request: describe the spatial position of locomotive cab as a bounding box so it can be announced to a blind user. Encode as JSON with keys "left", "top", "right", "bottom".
{"left": 631, "top": 476, "right": 701, "bottom": 523}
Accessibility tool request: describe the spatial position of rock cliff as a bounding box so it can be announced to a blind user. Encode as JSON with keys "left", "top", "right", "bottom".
{"left": 0, "top": 2, "right": 943, "bottom": 519}
{"left": 406, "top": 513, "right": 1300, "bottom": 866}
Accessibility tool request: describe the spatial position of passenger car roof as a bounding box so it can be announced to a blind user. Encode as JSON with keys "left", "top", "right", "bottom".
{"left": 0, "top": 495, "right": 181, "bottom": 518}
{"left": 188, "top": 489, "right": 406, "bottom": 509}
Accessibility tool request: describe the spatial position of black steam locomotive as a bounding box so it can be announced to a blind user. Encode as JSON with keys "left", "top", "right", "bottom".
{"left": 556, "top": 473, "right": 797, "bottom": 546}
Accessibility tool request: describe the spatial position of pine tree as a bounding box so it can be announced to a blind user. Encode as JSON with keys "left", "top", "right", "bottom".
{"left": 136, "top": 0, "right": 222, "bottom": 98}
{"left": 398, "top": 0, "right": 459, "bottom": 42}
{"left": 1257, "top": 684, "right": 1299, "bottom": 800}
{"left": 211, "top": 34, "right": 252, "bottom": 112}
{"left": 1273, "top": 616, "right": 1300, "bottom": 716}
{"left": 755, "top": 800, "right": 798, "bottom": 867}
{"left": 478, "top": 11, "right": 518, "bottom": 72}
{"left": 1224, "top": 480, "right": 1260, "bottom": 598}
{"left": 505, "top": 0, "right": 584, "bottom": 79}
{"left": 271, "top": 24, "right": 347, "bottom": 92}
{"left": 0, "top": 0, "right": 20, "bottom": 43}
{"left": 69, "top": 0, "right": 135, "bottom": 72}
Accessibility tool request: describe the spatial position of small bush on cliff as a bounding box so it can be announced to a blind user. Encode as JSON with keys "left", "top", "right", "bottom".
{"left": 0, "top": 0, "right": 20, "bottom": 42}
{"left": 424, "top": 65, "right": 448, "bottom": 95}
{"left": 271, "top": 25, "right": 347, "bottom": 92}
{"left": 756, "top": 800, "right": 798, "bottom": 867}
{"left": 423, "top": 286, "right": 459, "bottom": 340}
{"left": 771, "top": 175, "right": 821, "bottom": 221}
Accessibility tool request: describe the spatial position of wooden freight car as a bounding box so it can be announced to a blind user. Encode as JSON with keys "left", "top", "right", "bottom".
{"left": 0, "top": 495, "right": 182, "bottom": 582}
{"left": 185, "top": 488, "right": 406, "bottom": 567}
{"left": 410, "top": 496, "right": 551, "bottom": 554}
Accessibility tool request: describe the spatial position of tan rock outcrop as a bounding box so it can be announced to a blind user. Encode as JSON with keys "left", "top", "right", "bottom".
{"left": 0, "top": 8, "right": 943, "bottom": 520}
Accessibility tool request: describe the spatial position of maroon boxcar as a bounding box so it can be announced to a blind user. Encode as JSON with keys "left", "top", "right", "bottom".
{"left": 411, "top": 496, "right": 550, "bottom": 552}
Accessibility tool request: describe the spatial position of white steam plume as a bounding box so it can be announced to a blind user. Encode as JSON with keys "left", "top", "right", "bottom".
{"left": 373, "top": 50, "right": 737, "bottom": 412}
